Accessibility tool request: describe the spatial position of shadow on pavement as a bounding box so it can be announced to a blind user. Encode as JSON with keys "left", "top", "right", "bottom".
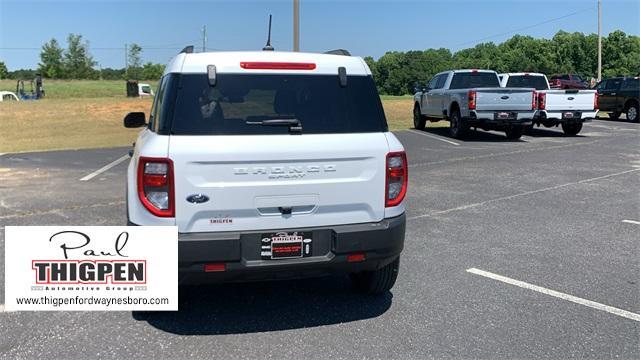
{"left": 133, "top": 275, "right": 393, "bottom": 335}
{"left": 419, "top": 127, "right": 525, "bottom": 142}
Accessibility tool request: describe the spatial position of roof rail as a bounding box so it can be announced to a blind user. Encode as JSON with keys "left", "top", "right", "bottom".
{"left": 324, "top": 49, "right": 351, "bottom": 56}
{"left": 180, "top": 45, "right": 194, "bottom": 54}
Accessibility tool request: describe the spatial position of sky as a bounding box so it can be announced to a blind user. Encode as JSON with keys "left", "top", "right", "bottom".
{"left": 0, "top": 0, "right": 638, "bottom": 70}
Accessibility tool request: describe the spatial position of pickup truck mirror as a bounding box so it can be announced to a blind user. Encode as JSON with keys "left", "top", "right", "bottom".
{"left": 124, "top": 112, "right": 147, "bottom": 128}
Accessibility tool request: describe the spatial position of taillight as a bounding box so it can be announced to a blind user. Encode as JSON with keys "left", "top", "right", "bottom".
{"left": 532, "top": 91, "right": 537, "bottom": 110}
{"left": 468, "top": 90, "right": 477, "bottom": 110}
{"left": 137, "top": 157, "right": 174, "bottom": 217}
{"left": 385, "top": 151, "right": 408, "bottom": 207}
{"left": 594, "top": 92, "right": 599, "bottom": 110}
{"left": 538, "top": 92, "right": 546, "bottom": 110}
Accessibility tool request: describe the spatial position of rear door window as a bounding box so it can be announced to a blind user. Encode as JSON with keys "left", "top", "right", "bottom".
{"left": 164, "top": 74, "right": 388, "bottom": 135}
{"left": 622, "top": 78, "right": 639, "bottom": 90}
{"left": 435, "top": 74, "right": 448, "bottom": 89}
{"left": 449, "top": 72, "right": 499, "bottom": 89}
{"left": 605, "top": 79, "right": 622, "bottom": 90}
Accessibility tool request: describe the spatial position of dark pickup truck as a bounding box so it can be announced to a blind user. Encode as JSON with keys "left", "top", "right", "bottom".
{"left": 595, "top": 77, "right": 640, "bottom": 122}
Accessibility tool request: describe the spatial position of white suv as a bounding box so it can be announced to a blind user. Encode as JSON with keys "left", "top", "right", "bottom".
{"left": 124, "top": 48, "right": 407, "bottom": 294}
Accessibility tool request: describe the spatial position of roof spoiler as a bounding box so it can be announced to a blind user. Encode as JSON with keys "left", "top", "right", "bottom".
{"left": 324, "top": 49, "right": 351, "bottom": 56}
{"left": 180, "top": 45, "right": 194, "bottom": 54}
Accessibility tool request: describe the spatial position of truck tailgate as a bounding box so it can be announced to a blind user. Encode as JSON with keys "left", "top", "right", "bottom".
{"left": 543, "top": 90, "right": 596, "bottom": 111}
{"left": 475, "top": 87, "right": 534, "bottom": 111}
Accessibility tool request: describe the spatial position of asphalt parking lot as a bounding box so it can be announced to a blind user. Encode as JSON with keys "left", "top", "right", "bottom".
{"left": 0, "top": 119, "right": 638, "bottom": 359}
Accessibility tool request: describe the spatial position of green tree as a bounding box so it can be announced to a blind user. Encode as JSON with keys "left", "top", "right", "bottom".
{"left": 126, "top": 43, "right": 142, "bottom": 79}
{"left": 38, "top": 38, "right": 64, "bottom": 78}
{"left": 0, "top": 61, "right": 8, "bottom": 79}
{"left": 140, "top": 62, "right": 165, "bottom": 80}
{"left": 602, "top": 30, "right": 640, "bottom": 77}
{"left": 63, "top": 34, "right": 96, "bottom": 79}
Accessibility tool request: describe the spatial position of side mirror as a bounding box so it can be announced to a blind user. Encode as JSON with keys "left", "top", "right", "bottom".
{"left": 124, "top": 112, "right": 147, "bottom": 128}
{"left": 422, "top": 86, "right": 430, "bottom": 92}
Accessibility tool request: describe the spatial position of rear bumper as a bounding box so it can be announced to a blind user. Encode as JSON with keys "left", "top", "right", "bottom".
{"left": 469, "top": 110, "right": 535, "bottom": 125}
{"left": 535, "top": 110, "right": 597, "bottom": 123}
{"left": 129, "top": 214, "right": 405, "bottom": 284}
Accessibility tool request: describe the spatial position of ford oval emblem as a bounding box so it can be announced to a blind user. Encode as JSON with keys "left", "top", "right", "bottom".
{"left": 568, "top": 97, "right": 575, "bottom": 100}
{"left": 186, "top": 194, "right": 209, "bottom": 204}
{"left": 501, "top": 95, "right": 509, "bottom": 100}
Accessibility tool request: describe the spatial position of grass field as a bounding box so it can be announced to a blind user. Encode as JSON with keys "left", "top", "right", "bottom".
{"left": 0, "top": 80, "right": 440, "bottom": 153}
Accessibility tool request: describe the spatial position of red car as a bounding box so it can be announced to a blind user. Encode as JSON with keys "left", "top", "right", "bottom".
{"left": 549, "top": 74, "right": 589, "bottom": 89}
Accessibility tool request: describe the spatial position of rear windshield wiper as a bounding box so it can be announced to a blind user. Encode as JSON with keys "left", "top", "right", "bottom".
{"left": 246, "top": 119, "right": 303, "bottom": 133}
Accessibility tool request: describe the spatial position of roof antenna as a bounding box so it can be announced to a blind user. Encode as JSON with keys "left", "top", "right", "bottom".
{"left": 263, "top": 14, "right": 274, "bottom": 51}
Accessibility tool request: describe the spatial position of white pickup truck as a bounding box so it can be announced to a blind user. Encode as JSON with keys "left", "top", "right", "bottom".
{"left": 414, "top": 69, "right": 537, "bottom": 140}
{"left": 499, "top": 73, "right": 598, "bottom": 136}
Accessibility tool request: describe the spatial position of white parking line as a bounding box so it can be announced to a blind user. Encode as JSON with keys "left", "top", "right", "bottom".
{"left": 0, "top": 153, "right": 6, "bottom": 157}
{"left": 408, "top": 168, "right": 640, "bottom": 220}
{"left": 407, "top": 129, "right": 460, "bottom": 146}
{"left": 79, "top": 154, "right": 129, "bottom": 181}
{"left": 0, "top": 304, "right": 4, "bottom": 312}
{"left": 467, "top": 268, "right": 640, "bottom": 322}
{"left": 622, "top": 219, "right": 640, "bottom": 225}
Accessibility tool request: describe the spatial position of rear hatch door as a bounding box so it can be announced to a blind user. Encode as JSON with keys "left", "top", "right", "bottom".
{"left": 170, "top": 134, "right": 388, "bottom": 232}
{"left": 164, "top": 71, "right": 391, "bottom": 233}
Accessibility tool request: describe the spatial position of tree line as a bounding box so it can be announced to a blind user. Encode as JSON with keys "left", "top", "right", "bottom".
{"left": 0, "top": 34, "right": 165, "bottom": 81}
{"left": 365, "top": 30, "right": 639, "bottom": 95}
{"left": 1, "top": 30, "right": 638, "bottom": 92}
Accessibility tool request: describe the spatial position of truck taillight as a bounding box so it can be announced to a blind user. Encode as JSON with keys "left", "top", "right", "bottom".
{"left": 385, "top": 151, "right": 408, "bottom": 207}
{"left": 137, "top": 157, "right": 174, "bottom": 217}
{"left": 538, "top": 92, "right": 546, "bottom": 110}
{"left": 594, "top": 92, "right": 599, "bottom": 110}
{"left": 532, "top": 91, "right": 537, "bottom": 110}
{"left": 468, "top": 90, "right": 477, "bottom": 111}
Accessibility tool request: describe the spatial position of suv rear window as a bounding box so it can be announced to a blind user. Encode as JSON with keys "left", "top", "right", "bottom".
{"left": 622, "top": 78, "right": 639, "bottom": 90}
{"left": 157, "top": 74, "right": 387, "bottom": 135}
{"left": 505, "top": 75, "right": 548, "bottom": 90}
{"left": 449, "top": 72, "right": 499, "bottom": 89}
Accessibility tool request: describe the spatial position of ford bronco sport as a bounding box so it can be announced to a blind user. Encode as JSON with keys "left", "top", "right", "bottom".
{"left": 124, "top": 48, "right": 407, "bottom": 294}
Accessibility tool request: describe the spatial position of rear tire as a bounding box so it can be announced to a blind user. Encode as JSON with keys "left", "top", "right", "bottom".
{"left": 626, "top": 102, "right": 638, "bottom": 123}
{"left": 505, "top": 125, "right": 524, "bottom": 140}
{"left": 449, "top": 108, "right": 468, "bottom": 139}
{"left": 351, "top": 257, "right": 400, "bottom": 294}
{"left": 413, "top": 104, "right": 426, "bottom": 130}
{"left": 561, "top": 122, "right": 583, "bottom": 136}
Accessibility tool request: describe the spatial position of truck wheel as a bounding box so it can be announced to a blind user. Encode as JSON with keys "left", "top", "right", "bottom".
{"left": 608, "top": 112, "right": 621, "bottom": 120}
{"left": 413, "top": 104, "right": 426, "bottom": 130}
{"left": 351, "top": 257, "right": 400, "bottom": 294}
{"left": 505, "top": 126, "right": 524, "bottom": 140}
{"left": 561, "top": 122, "right": 583, "bottom": 136}
{"left": 449, "top": 109, "right": 468, "bottom": 139}
{"left": 626, "top": 103, "right": 638, "bottom": 123}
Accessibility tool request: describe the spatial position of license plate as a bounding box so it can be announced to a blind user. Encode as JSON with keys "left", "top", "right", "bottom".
{"left": 562, "top": 111, "right": 581, "bottom": 119}
{"left": 494, "top": 112, "right": 515, "bottom": 120}
{"left": 261, "top": 232, "right": 312, "bottom": 260}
